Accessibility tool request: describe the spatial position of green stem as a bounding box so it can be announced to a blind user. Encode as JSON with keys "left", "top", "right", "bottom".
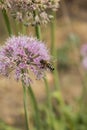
{"left": 33, "top": 11, "right": 41, "bottom": 40}
{"left": 50, "top": 12, "right": 56, "bottom": 56}
{"left": 27, "top": 86, "right": 41, "bottom": 130}
{"left": 22, "top": 25, "right": 27, "bottom": 35}
{"left": 50, "top": 12, "right": 60, "bottom": 90}
{"left": 2, "top": 9, "right": 12, "bottom": 36}
{"left": 53, "top": 66, "right": 60, "bottom": 90}
{"left": 35, "top": 24, "right": 41, "bottom": 40}
{"left": 44, "top": 77, "right": 55, "bottom": 130}
{"left": 22, "top": 81, "right": 29, "bottom": 130}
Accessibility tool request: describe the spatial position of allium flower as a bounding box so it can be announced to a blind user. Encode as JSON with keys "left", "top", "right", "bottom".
{"left": 81, "top": 44, "right": 87, "bottom": 57}
{"left": 0, "top": 35, "right": 51, "bottom": 86}
{"left": 0, "top": 0, "right": 60, "bottom": 25}
{"left": 81, "top": 44, "right": 87, "bottom": 69}
{"left": 82, "top": 57, "right": 87, "bottom": 69}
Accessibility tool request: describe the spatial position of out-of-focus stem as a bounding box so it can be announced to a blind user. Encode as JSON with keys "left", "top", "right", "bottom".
{"left": 27, "top": 86, "right": 41, "bottom": 130}
{"left": 35, "top": 24, "right": 41, "bottom": 40}
{"left": 50, "top": 12, "right": 56, "bottom": 56}
{"left": 50, "top": 12, "right": 60, "bottom": 90}
{"left": 22, "top": 81, "right": 29, "bottom": 130}
{"left": 44, "top": 77, "right": 55, "bottom": 130}
{"left": 33, "top": 11, "right": 41, "bottom": 40}
{"left": 2, "top": 9, "right": 12, "bottom": 36}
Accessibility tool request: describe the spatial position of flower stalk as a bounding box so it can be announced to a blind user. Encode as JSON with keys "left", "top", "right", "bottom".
{"left": 22, "top": 81, "right": 29, "bottom": 130}
{"left": 35, "top": 24, "right": 41, "bottom": 40}
{"left": 44, "top": 77, "right": 55, "bottom": 130}
{"left": 28, "top": 86, "right": 41, "bottom": 130}
{"left": 2, "top": 9, "right": 12, "bottom": 36}
{"left": 50, "top": 12, "right": 56, "bottom": 56}
{"left": 50, "top": 12, "right": 60, "bottom": 90}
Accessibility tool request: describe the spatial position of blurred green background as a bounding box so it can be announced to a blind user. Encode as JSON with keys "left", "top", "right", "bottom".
{"left": 0, "top": 0, "right": 87, "bottom": 130}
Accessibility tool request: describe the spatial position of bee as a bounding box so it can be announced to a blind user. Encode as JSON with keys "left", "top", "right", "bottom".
{"left": 40, "top": 59, "right": 54, "bottom": 71}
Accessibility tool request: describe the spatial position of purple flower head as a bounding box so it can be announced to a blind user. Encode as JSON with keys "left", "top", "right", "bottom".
{"left": 0, "top": 0, "right": 60, "bottom": 25}
{"left": 82, "top": 57, "right": 87, "bottom": 69}
{"left": 0, "top": 35, "right": 51, "bottom": 86}
{"left": 81, "top": 43, "right": 87, "bottom": 57}
{"left": 80, "top": 43, "right": 87, "bottom": 69}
